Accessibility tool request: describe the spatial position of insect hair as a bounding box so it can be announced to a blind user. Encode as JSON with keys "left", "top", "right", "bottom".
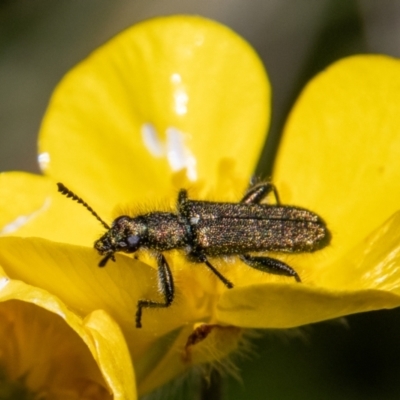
{"left": 111, "top": 194, "right": 178, "bottom": 220}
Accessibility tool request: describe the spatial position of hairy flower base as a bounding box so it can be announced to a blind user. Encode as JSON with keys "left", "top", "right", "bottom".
{"left": 136, "top": 323, "right": 242, "bottom": 394}
{"left": 183, "top": 324, "right": 242, "bottom": 365}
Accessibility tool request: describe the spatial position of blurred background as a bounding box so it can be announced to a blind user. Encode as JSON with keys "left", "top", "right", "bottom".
{"left": 1, "top": 1, "right": 400, "bottom": 399}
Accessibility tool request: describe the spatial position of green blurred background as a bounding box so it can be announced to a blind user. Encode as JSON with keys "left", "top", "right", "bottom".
{"left": 1, "top": 1, "right": 400, "bottom": 399}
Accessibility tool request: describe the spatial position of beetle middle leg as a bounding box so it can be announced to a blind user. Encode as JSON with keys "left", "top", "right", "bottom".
{"left": 202, "top": 256, "right": 234, "bottom": 289}
{"left": 190, "top": 252, "right": 234, "bottom": 289}
{"left": 241, "top": 181, "right": 280, "bottom": 205}
{"left": 136, "top": 252, "right": 174, "bottom": 328}
{"left": 240, "top": 254, "right": 301, "bottom": 282}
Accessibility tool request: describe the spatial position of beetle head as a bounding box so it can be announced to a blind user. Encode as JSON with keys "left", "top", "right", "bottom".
{"left": 94, "top": 216, "right": 146, "bottom": 266}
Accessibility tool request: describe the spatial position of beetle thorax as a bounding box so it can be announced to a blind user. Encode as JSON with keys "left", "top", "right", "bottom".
{"left": 141, "top": 212, "right": 188, "bottom": 251}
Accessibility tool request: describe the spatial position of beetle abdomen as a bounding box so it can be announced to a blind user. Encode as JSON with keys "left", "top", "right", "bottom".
{"left": 186, "top": 202, "right": 329, "bottom": 256}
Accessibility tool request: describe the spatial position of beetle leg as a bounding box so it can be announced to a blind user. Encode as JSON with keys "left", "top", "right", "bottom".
{"left": 241, "top": 182, "right": 280, "bottom": 205}
{"left": 136, "top": 252, "right": 175, "bottom": 328}
{"left": 196, "top": 254, "right": 234, "bottom": 289}
{"left": 240, "top": 254, "right": 301, "bottom": 282}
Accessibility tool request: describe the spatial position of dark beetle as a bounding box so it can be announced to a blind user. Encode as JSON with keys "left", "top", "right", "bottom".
{"left": 57, "top": 182, "right": 330, "bottom": 328}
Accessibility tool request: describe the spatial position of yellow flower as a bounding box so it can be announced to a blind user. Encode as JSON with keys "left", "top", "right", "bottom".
{"left": 0, "top": 16, "right": 269, "bottom": 395}
{"left": 219, "top": 55, "right": 400, "bottom": 328}
{"left": 1, "top": 15, "right": 400, "bottom": 396}
{"left": 0, "top": 266, "right": 135, "bottom": 399}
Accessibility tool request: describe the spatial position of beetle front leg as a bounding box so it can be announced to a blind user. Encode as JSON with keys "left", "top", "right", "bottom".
{"left": 241, "top": 182, "right": 280, "bottom": 205}
{"left": 240, "top": 254, "right": 301, "bottom": 282}
{"left": 136, "top": 252, "right": 175, "bottom": 328}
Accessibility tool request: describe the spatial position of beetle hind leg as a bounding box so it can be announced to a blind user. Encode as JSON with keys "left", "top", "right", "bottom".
{"left": 136, "top": 252, "right": 174, "bottom": 328}
{"left": 240, "top": 254, "right": 301, "bottom": 282}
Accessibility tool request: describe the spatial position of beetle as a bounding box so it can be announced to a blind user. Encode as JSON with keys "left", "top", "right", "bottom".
{"left": 57, "top": 181, "right": 330, "bottom": 328}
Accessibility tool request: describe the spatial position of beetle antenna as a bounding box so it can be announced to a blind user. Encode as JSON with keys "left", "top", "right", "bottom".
{"left": 57, "top": 183, "right": 110, "bottom": 230}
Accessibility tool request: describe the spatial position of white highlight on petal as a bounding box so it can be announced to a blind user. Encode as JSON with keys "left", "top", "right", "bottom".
{"left": 171, "top": 73, "right": 181, "bottom": 84}
{"left": 0, "top": 198, "right": 51, "bottom": 234}
{"left": 0, "top": 277, "right": 9, "bottom": 291}
{"left": 166, "top": 127, "right": 187, "bottom": 171}
{"left": 174, "top": 90, "right": 188, "bottom": 115}
{"left": 184, "top": 152, "right": 198, "bottom": 182}
{"left": 140, "top": 123, "right": 198, "bottom": 181}
{"left": 170, "top": 73, "right": 188, "bottom": 115}
{"left": 38, "top": 152, "right": 50, "bottom": 171}
{"left": 194, "top": 34, "right": 205, "bottom": 46}
{"left": 166, "top": 127, "right": 197, "bottom": 181}
{"left": 141, "top": 123, "right": 164, "bottom": 157}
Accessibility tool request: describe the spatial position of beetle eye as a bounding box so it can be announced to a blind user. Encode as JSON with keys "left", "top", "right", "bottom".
{"left": 126, "top": 235, "right": 140, "bottom": 251}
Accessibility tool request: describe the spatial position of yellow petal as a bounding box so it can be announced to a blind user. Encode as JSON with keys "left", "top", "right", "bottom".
{"left": 0, "top": 172, "right": 101, "bottom": 246}
{"left": 317, "top": 210, "right": 400, "bottom": 292}
{"left": 216, "top": 282, "right": 400, "bottom": 328}
{"left": 39, "top": 15, "right": 270, "bottom": 215}
{"left": 84, "top": 310, "right": 137, "bottom": 400}
{"left": 274, "top": 55, "right": 400, "bottom": 265}
{"left": 0, "top": 267, "right": 136, "bottom": 399}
